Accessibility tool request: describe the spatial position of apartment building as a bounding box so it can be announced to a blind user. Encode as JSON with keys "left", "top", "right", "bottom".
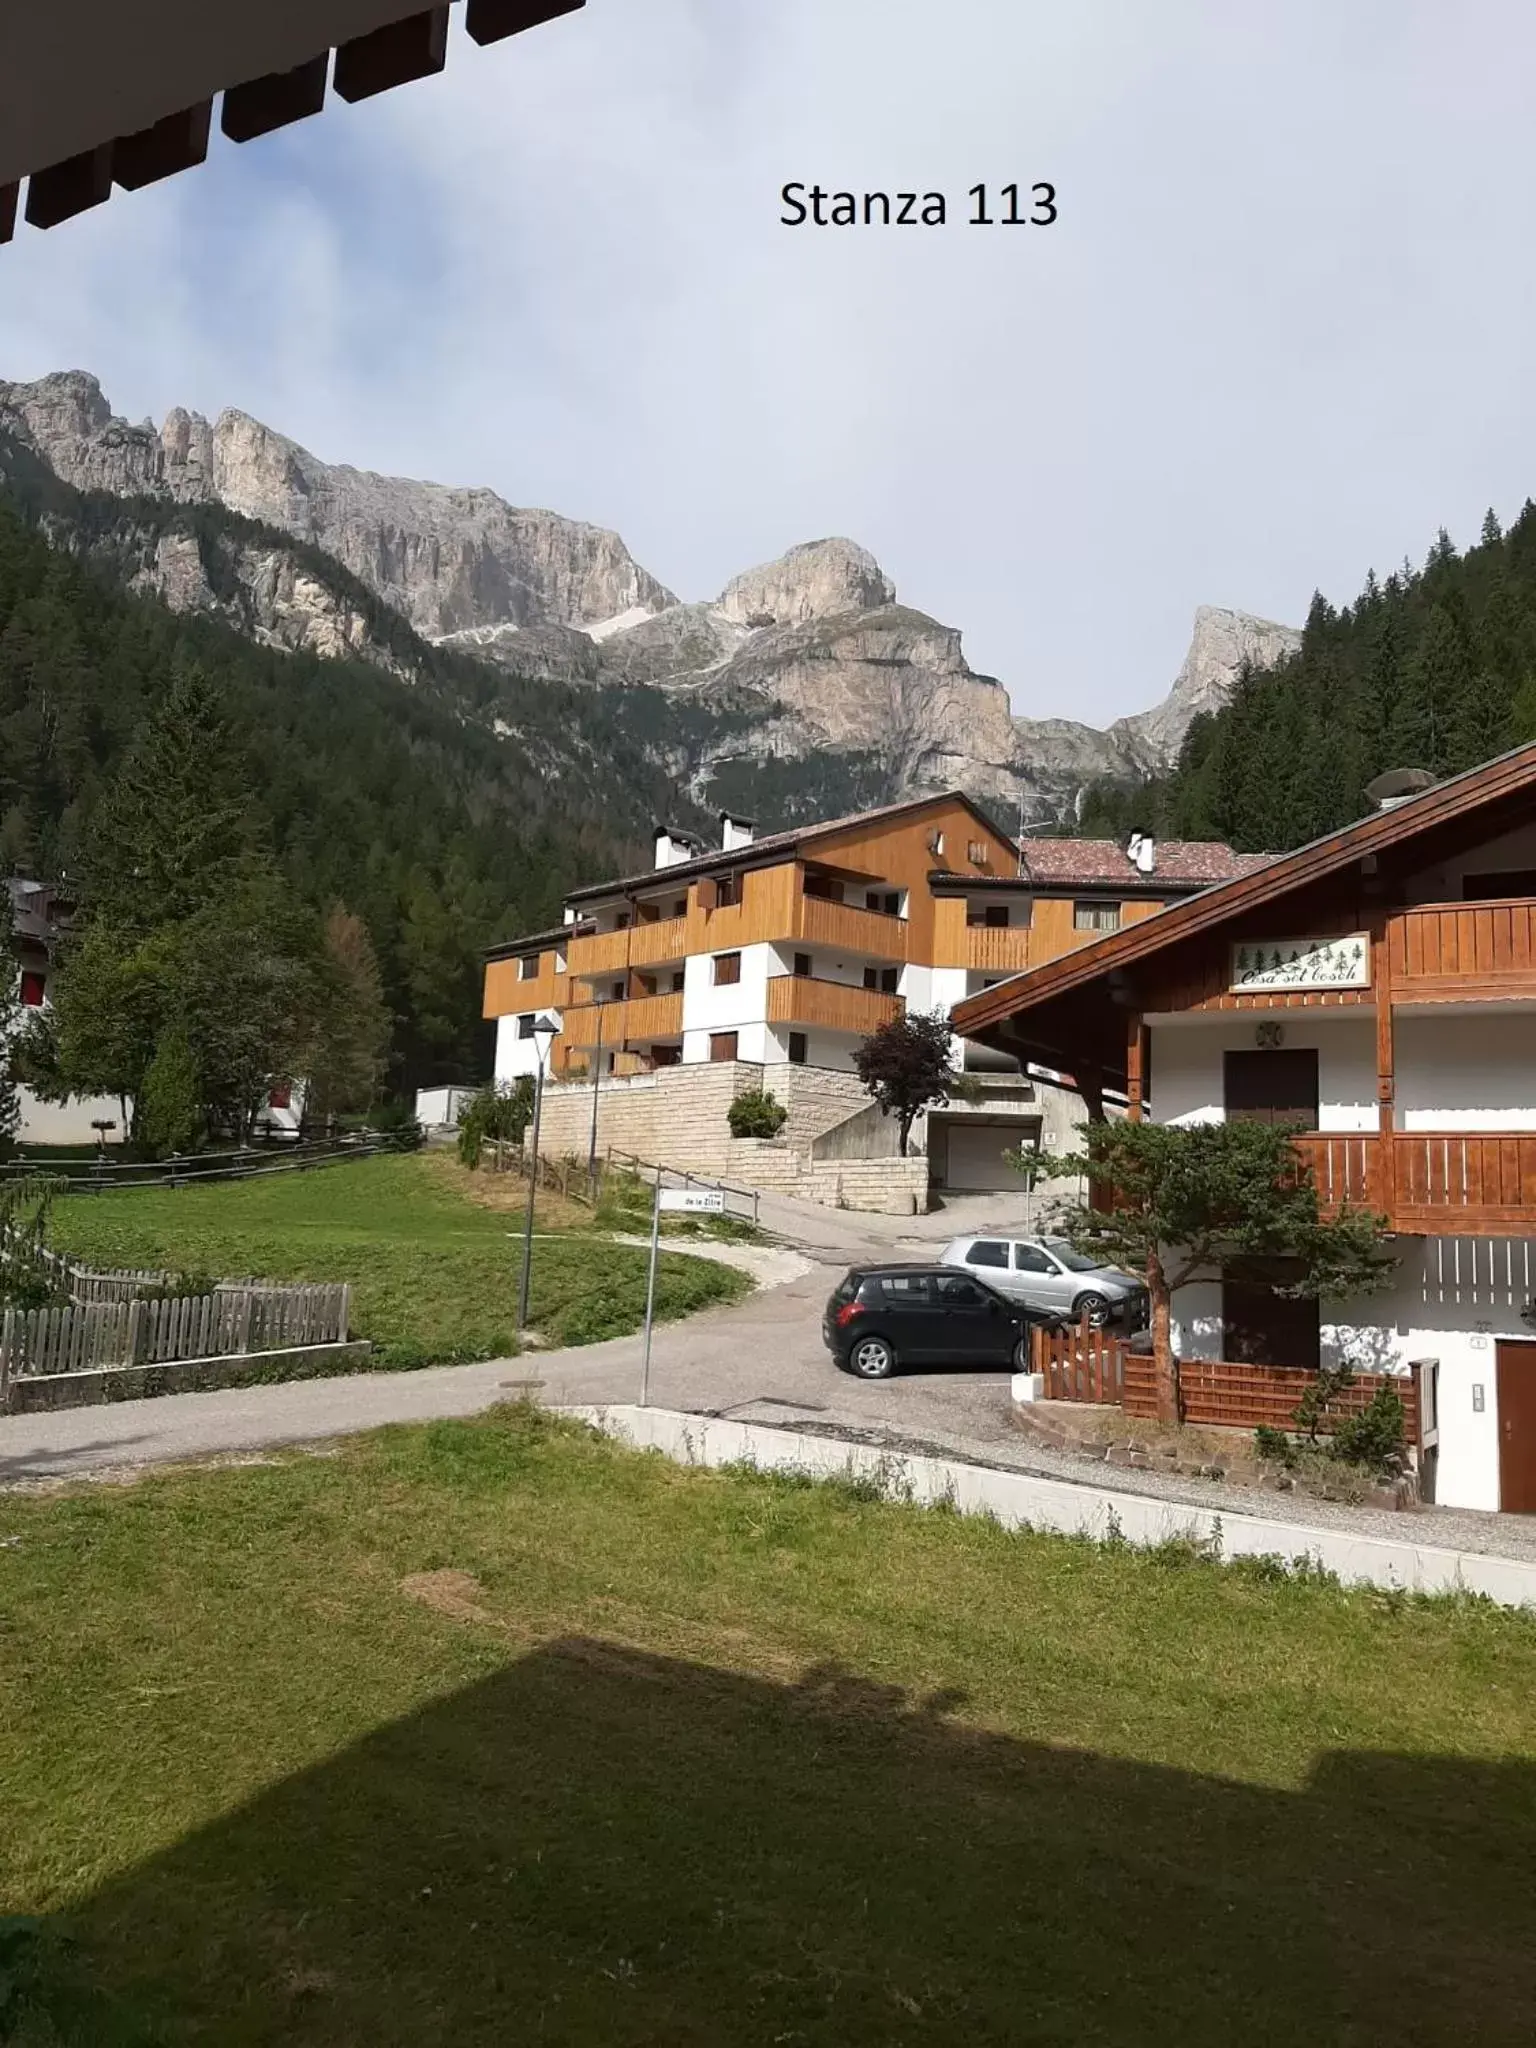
{"left": 482, "top": 795, "right": 1258, "bottom": 1193}
{"left": 953, "top": 747, "right": 1536, "bottom": 1514}
{"left": 5, "top": 877, "right": 122, "bottom": 1145}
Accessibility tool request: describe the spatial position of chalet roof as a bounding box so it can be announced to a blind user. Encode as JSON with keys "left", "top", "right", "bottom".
{"left": 951, "top": 742, "right": 1536, "bottom": 1048}
{"left": 2, "top": 2, "right": 584, "bottom": 244}
{"left": 483, "top": 919, "right": 594, "bottom": 964}
{"left": 562, "top": 791, "right": 1018, "bottom": 907}
{"left": 1018, "top": 839, "right": 1273, "bottom": 890}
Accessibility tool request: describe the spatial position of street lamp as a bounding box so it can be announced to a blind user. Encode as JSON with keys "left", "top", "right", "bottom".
{"left": 516, "top": 1014, "right": 560, "bottom": 1333}
{"left": 586, "top": 995, "right": 607, "bottom": 1190}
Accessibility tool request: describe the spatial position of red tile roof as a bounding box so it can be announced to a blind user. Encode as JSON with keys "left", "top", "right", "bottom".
{"left": 1019, "top": 839, "right": 1272, "bottom": 891}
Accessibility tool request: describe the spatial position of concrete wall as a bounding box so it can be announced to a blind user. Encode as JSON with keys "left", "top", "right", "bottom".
{"left": 1168, "top": 1235, "right": 1536, "bottom": 1513}
{"left": 16, "top": 1086, "right": 126, "bottom": 1147}
{"left": 1396, "top": 1013, "right": 1536, "bottom": 1130}
{"left": 681, "top": 940, "right": 774, "bottom": 1063}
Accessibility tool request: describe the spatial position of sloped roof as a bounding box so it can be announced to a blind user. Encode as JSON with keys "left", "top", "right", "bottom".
{"left": 1019, "top": 838, "right": 1273, "bottom": 890}
{"left": 952, "top": 740, "right": 1536, "bottom": 1046}
{"left": 562, "top": 791, "right": 1018, "bottom": 906}
{"left": 2, "top": 2, "right": 584, "bottom": 243}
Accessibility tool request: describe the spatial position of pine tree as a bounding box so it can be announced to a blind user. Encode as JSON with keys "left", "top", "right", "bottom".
{"left": 1386, "top": 603, "right": 1471, "bottom": 774}
{"left": 1481, "top": 508, "right": 1503, "bottom": 549}
{"left": 307, "top": 905, "right": 393, "bottom": 1120}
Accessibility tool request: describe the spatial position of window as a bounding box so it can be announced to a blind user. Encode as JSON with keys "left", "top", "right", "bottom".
{"left": 879, "top": 1274, "right": 933, "bottom": 1305}
{"left": 713, "top": 951, "right": 742, "bottom": 987}
{"left": 1074, "top": 901, "right": 1122, "bottom": 932}
{"left": 985, "top": 904, "right": 1009, "bottom": 928}
{"left": 615, "top": 912, "right": 630, "bottom": 930}
{"left": 18, "top": 970, "right": 45, "bottom": 1007}
{"left": 865, "top": 889, "right": 900, "bottom": 914}
{"left": 715, "top": 876, "right": 737, "bottom": 907}
{"left": 964, "top": 1240, "right": 1010, "bottom": 1268}
{"left": 709, "top": 1031, "right": 739, "bottom": 1062}
{"left": 793, "top": 952, "right": 811, "bottom": 978}
{"left": 517, "top": 953, "right": 540, "bottom": 981}
{"left": 652, "top": 1044, "right": 681, "bottom": 1067}
{"left": 1223, "top": 1260, "right": 1320, "bottom": 1370}
{"left": 879, "top": 967, "right": 899, "bottom": 994}
{"left": 517, "top": 1014, "right": 536, "bottom": 1040}
{"left": 673, "top": 898, "right": 688, "bottom": 918}
{"left": 862, "top": 967, "right": 878, "bottom": 990}
{"left": 670, "top": 969, "right": 685, "bottom": 992}
{"left": 803, "top": 873, "right": 842, "bottom": 902}
{"left": 610, "top": 981, "right": 625, "bottom": 1001}
{"left": 1224, "top": 1050, "right": 1319, "bottom": 1129}
{"left": 267, "top": 1084, "right": 292, "bottom": 1111}
{"left": 936, "top": 1274, "right": 988, "bottom": 1308}
{"left": 967, "top": 841, "right": 987, "bottom": 866}
{"left": 788, "top": 1031, "right": 808, "bottom": 1065}
{"left": 927, "top": 830, "right": 946, "bottom": 858}
{"left": 1013, "top": 1244, "right": 1057, "bottom": 1274}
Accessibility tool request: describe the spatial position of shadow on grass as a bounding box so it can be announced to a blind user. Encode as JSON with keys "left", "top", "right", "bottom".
{"left": 49, "top": 1640, "right": 1536, "bottom": 2045}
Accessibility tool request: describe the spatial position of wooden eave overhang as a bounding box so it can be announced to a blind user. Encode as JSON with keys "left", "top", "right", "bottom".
{"left": 1, "top": 2, "right": 585, "bottom": 245}
{"left": 483, "top": 918, "right": 592, "bottom": 963}
{"left": 950, "top": 739, "right": 1536, "bottom": 1063}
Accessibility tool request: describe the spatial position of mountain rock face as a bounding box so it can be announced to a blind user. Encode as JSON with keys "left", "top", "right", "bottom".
{"left": 0, "top": 369, "right": 1300, "bottom": 819}
{"left": 0, "top": 370, "right": 675, "bottom": 639}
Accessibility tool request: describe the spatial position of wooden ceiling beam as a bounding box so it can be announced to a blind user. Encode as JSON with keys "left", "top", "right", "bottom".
{"left": 333, "top": 7, "right": 450, "bottom": 103}
{"left": 113, "top": 100, "right": 213, "bottom": 190}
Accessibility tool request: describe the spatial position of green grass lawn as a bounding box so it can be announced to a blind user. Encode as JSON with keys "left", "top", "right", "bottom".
{"left": 1, "top": 1409, "right": 1534, "bottom": 2045}
{"left": 44, "top": 1154, "right": 748, "bottom": 1366}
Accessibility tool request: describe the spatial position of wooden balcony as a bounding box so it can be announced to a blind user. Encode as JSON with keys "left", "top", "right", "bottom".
{"left": 767, "top": 975, "right": 902, "bottom": 1035}
{"left": 562, "top": 993, "right": 684, "bottom": 1048}
{"left": 794, "top": 895, "right": 910, "bottom": 960}
{"left": 564, "top": 927, "right": 634, "bottom": 979}
{"left": 1295, "top": 1131, "right": 1536, "bottom": 1236}
{"left": 965, "top": 924, "right": 1032, "bottom": 973}
{"left": 1388, "top": 896, "right": 1536, "bottom": 1002}
{"left": 482, "top": 961, "right": 569, "bottom": 1020}
{"left": 627, "top": 915, "right": 690, "bottom": 968}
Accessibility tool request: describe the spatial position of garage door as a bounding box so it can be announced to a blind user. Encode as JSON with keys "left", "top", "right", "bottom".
{"left": 943, "top": 1120, "right": 1035, "bottom": 1192}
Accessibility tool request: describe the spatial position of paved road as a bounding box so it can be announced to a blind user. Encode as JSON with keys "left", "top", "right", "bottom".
{"left": 0, "top": 1192, "right": 1036, "bottom": 1488}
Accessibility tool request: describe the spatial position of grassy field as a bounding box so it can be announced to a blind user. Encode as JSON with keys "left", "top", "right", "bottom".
{"left": 1, "top": 1408, "right": 1534, "bottom": 2045}
{"left": 44, "top": 1153, "right": 748, "bottom": 1366}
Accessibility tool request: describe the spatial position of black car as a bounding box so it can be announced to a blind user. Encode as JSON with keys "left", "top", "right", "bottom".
{"left": 822, "top": 1263, "right": 1063, "bottom": 1381}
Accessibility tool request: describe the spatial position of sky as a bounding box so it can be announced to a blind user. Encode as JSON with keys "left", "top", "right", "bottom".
{"left": 2, "top": 0, "right": 1536, "bottom": 725}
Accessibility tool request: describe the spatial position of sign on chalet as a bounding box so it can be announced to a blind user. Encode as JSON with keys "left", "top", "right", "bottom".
{"left": 952, "top": 742, "right": 1536, "bottom": 1518}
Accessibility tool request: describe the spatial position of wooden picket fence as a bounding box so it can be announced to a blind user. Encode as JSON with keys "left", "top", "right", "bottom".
{"left": 0, "top": 1283, "right": 350, "bottom": 1387}
{"left": 1028, "top": 1321, "right": 1418, "bottom": 1437}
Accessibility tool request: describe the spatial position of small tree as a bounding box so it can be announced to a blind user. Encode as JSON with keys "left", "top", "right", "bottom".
{"left": 728, "top": 1088, "right": 787, "bottom": 1139}
{"left": 853, "top": 1010, "right": 953, "bottom": 1156}
{"left": 137, "top": 1027, "right": 205, "bottom": 1159}
{"left": 1030, "top": 1119, "right": 1396, "bottom": 1425}
{"left": 457, "top": 1079, "right": 535, "bottom": 1169}
{"left": 0, "top": 891, "right": 20, "bottom": 1162}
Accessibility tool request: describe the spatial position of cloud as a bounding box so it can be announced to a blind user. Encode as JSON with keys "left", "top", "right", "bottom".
{"left": 2, "top": 0, "right": 1535, "bottom": 725}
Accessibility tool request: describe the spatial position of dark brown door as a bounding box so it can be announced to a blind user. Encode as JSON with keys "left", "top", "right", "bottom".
{"left": 1224, "top": 1049, "right": 1319, "bottom": 1127}
{"left": 1496, "top": 1341, "right": 1536, "bottom": 1513}
{"left": 1222, "top": 1261, "right": 1321, "bottom": 1369}
{"left": 709, "top": 1032, "right": 738, "bottom": 1063}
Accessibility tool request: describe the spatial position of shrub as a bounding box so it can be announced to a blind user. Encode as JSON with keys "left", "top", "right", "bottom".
{"left": 456, "top": 1079, "right": 533, "bottom": 1167}
{"left": 1330, "top": 1386, "right": 1408, "bottom": 1475}
{"left": 1292, "top": 1360, "right": 1357, "bottom": 1441}
{"left": 137, "top": 1027, "right": 205, "bottom": 1159}
{"left": 728, "top": 1088, "right": 788, "bottom": 1139}
{"left": 1253, "top": 1424, "right": 1296, "bottom": 1468}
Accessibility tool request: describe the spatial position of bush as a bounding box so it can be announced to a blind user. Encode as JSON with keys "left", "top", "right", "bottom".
{"left": 137, "top": 1027, "right": 205, "bottom": 1159}
{"left": 456, "top": 1079, "right": 533, "bottom": 1168}
{"left": 728, "top": 1088, "right": 787, "bottom": 1139}
{"left": 1253, "top": 1424, "right": 1296, "bottom": 1467}
{"left": 369, "top": 1098, "right": 426, "bottom": 1149}
{"left": 1330, "top": 1386, "right": 1407, "bottom": 1475}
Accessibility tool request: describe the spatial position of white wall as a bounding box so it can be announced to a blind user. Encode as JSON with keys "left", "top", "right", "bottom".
{"left": 494, "top": 1013, "right": 548, "bottom": 1082}
{"left": 1402, "top": 820, "right": 1536, "bottom": 903}
{"left": 682, "top": 940, "right": 774, "bottom": 1064}
{"left": 1148, "top": 1015, "right": 1377, "bottom": 1131}
{"left": 1396, "top": 1011, "right": 1536, "bottom": 1129}
{"left": 1168, "top": 1236, "right": 1535, "bottom": 1512}
{"left": 15, "top": 1086, "right": 126, "bottom": 1147}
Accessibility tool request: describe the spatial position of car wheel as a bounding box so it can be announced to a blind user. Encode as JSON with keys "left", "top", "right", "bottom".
{"left": 1072, "top": 1291, "right": 1112, "bottom": 1328}
{"left": 1012, "top": 1336, "right": 1034, "bottom": 1372}
{"left": 847, "top": 1335, "right": 896, "bottom": 1380}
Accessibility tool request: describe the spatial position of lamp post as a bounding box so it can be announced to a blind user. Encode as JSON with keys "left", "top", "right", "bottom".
{"left": 586, "top": 996, "right": 607, "bottom": 1191}
{"left": 516, "top": 1015, "right": 559, "bottom": 1332}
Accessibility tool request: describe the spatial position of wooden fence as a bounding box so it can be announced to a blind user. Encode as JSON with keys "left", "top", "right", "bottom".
{"left": 0, "top": 1282, "right": 350, "bottom": 1388}
{"left": 0, "top": 1134, "right": 400, "bottom": 1193}
{"left": 1029, "top": 1323, "right": 1418, "bottom": 1437}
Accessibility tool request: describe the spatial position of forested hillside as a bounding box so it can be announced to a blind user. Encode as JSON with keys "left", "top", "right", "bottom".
{"left": 0, "top": 442, "right": 719, "bottom": 1087}
{"left": 1081, "top": 506, "right": 1536, "bottom": 853}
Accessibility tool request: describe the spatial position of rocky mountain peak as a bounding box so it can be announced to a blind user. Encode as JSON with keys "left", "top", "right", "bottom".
{"left": 718, "top": 537, "right": 895, "bottom": 629}
{"left": 1111, "top": 605, "right": 1302, "bottom": 763}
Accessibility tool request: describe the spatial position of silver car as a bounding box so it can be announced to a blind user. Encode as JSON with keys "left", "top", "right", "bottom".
{"left": 938, "top": 1234, "right": 1147, "bottom": 1329}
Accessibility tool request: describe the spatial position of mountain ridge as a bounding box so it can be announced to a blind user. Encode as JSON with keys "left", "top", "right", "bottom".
{"left": 0, "top": 369, "right": 1302, "bottom": 818}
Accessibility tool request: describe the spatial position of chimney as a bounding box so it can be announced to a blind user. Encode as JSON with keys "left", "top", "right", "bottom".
{"left": 1127, "top": 832, "right": 1155, "bottom": 875}
{"left": 719, "top": 808, "right": 756, "bottom": 852}
{"left": 653, "top": 823, "right": 703, "bottom": 869}
{"left": 1364, "top": 767, "right": 1437, "bottom": 813}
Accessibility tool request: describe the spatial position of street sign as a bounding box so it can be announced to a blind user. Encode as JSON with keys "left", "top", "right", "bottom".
{"left": 660, "top": 1187, "right": 725, "bottom": 1214}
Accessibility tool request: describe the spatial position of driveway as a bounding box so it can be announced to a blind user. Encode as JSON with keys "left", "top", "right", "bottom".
{"left": 0, "top": 1192, "right": 1039, "bottom": 1487}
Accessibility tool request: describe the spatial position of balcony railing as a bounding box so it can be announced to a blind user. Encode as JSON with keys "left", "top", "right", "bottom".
{"left": 965, "top": 924, "right": 1032, "bottom": 973}
{"left": 795, "top": 895, "right": 910, "bottom": 960}
{"left": 1388, "top": 896, "right": 1536, "bottom": 1000}
{"left": 767, "top": 975, "right": 902, "bottom": 1035}
{"left": 562, "top": 993, "right": 684, "bottom": 1048}
{"left": 1294, "top": 1130, "right": 1536, "bottom": 1236}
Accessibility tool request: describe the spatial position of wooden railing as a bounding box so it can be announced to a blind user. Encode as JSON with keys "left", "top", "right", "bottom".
{"left": 627, "top": 915, "right": 690, "bottom": 968}
{"left": 1388, "top": 896, "right": 1536, "bottom": 1000}
{"left": 1293, "top": 1130, "right": 1536, "bottom": 1234}
{"left": 766, "top": 976, "right": 903, "bottom": 1035}
{"left": 965, "top": 924, "right": 1032, "bottom": 973}
{"left": 795, "top": 895, "right": 910, "bottom": 960}
{"left": 561, "top": 993, "right": 684, "bottom": 1047}
{"left": 564, "top": 927, "right": 633, "bottom": 979}
{"left": 1030, "top": 1324, "right": 1419, "bottom": 1437}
